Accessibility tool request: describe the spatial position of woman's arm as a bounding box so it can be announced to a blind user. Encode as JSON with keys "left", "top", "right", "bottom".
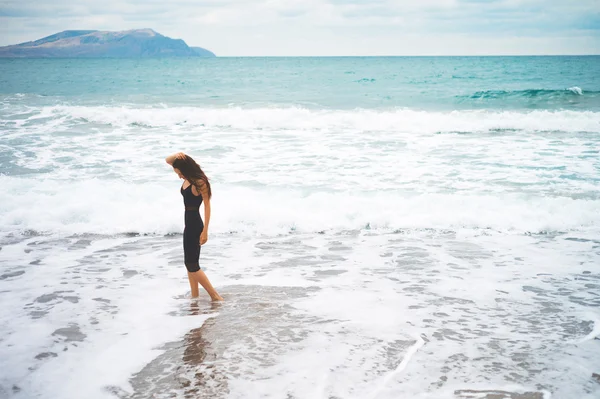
{"left": 198, "top": 181, "right": 211, "bottom": 245}
{"left": 165, "top": 152, "right": 185, "bottom": 165}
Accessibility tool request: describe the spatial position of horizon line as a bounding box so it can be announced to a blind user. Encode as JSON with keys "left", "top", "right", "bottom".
{"left": 213, "top": 54, "right": 600, "bottom": 57}
{"left": 1, "top": 54, "right": 599, "bottom": 58}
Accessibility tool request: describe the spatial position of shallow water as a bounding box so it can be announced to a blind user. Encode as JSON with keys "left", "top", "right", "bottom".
{"left": 1, "top": 229, "right": 598, "bottom": 398}
{"left": 1, "top": 56, "right": 599, "bottom": 398}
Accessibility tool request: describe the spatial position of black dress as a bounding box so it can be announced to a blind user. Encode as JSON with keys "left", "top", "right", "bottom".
{"left": 181, "top": 184, "right": 204, "bottom": 272}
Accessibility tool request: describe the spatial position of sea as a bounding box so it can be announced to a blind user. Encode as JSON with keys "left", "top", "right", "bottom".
{"left": 0, "top": 56, "right": 599, "bottom": 399}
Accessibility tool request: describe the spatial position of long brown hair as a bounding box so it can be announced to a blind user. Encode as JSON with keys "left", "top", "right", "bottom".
{"left": 173, "top": 155, "right": 212, "bottom": 199}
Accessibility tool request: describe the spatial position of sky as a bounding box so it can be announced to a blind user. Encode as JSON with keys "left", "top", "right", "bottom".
{"left": 0, "top": 0, "right": 599, "bottom": 56}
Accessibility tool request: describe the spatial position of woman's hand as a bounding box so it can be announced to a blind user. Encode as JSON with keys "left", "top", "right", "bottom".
{"left": 165, "top": 152, "right": 187, "bottom": 165}
{"left": 200, "top": 231, "right": 208, "bottom": 246}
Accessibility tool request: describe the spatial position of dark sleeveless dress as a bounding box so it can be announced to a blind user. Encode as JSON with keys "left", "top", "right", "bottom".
{"left": 181, "top": 183, "right": 204, "bottom": 272}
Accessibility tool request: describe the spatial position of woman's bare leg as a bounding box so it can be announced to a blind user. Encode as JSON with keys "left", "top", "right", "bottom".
{"left": 187, "top": 272, "right": 200, "bottom": 298}
{"left": 192, "top": 270, "right": 223, "bottom": 301}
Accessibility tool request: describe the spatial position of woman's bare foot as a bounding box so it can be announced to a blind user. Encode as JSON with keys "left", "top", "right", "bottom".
{"left": 193, "top": 270, "right": 223, "bottom": 301}
{"left": 210, "top": 293, "right": 224, "bottom": 301}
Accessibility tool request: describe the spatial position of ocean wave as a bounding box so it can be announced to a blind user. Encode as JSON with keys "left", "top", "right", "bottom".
{"left": 466, "top": 87, "right": 596, "bottom": 99}
{"left": 0, "top": 178, "right": 598, "bottom": 237}
{"left": 455, "top": 87, "right": 600, "bottom": 110}
{"left": 8, "top": 105, "right": 600, "bottom": 133}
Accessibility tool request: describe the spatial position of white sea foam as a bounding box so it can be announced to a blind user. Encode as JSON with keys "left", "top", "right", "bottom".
{"left": 568, "top": 86, "right": 583, "bottom": 95}
{"left": 1, "top": 102, "right": 599, "bottom": 399}
{"left": 0, "top": 177, "right": 599, "bottom": 237}
{"left": 2, "top": 104, "right": 599, "bottom": 238}
{"left": 10, "top": 104, "right": 600, "bottom": 133}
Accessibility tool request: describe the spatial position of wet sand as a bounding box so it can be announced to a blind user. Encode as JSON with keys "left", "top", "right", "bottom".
{"left": 1, "top": 230, "right": 599, "bottom": 398}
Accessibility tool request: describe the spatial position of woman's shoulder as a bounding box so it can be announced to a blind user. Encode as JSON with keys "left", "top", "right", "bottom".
{"left": 193, "top": 180, "right": 209, "bottom": 198}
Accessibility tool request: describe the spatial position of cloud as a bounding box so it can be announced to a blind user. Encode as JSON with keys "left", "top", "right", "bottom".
{"left": 0, "top": 0, "right": 598, "bottom": 55}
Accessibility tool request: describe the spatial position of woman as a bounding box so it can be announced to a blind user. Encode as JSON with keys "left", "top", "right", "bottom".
{"left": 166, "top": 152, "right": 223, "bottom": 301}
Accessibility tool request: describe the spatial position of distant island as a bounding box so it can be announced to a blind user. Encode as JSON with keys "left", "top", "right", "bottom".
{"left": 0, "top": 29, "right": 216, "bottom": 58}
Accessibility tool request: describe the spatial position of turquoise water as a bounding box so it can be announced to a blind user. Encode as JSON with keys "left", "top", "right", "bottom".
{"left": 1, "top": 57, "right": 600, "bottom": 399}
{"left": 2, "top": 56, "right": 599, "bottom": 109}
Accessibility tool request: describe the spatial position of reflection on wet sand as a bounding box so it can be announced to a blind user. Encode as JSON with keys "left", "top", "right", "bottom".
{"left": 180, "top": 302, "right": 227, "bottom": 398}
{"left": 127, "top": 285, "right": 318, "bottom": 399}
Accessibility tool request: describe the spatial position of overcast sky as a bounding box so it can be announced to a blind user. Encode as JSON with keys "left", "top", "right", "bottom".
{"left": 1, "top": 0, "right": 599, "bottom": 56}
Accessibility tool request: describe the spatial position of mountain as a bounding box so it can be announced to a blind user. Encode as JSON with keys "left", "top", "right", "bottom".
{"left": 0, "top": 29, "right": 216, "bottom": 58}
